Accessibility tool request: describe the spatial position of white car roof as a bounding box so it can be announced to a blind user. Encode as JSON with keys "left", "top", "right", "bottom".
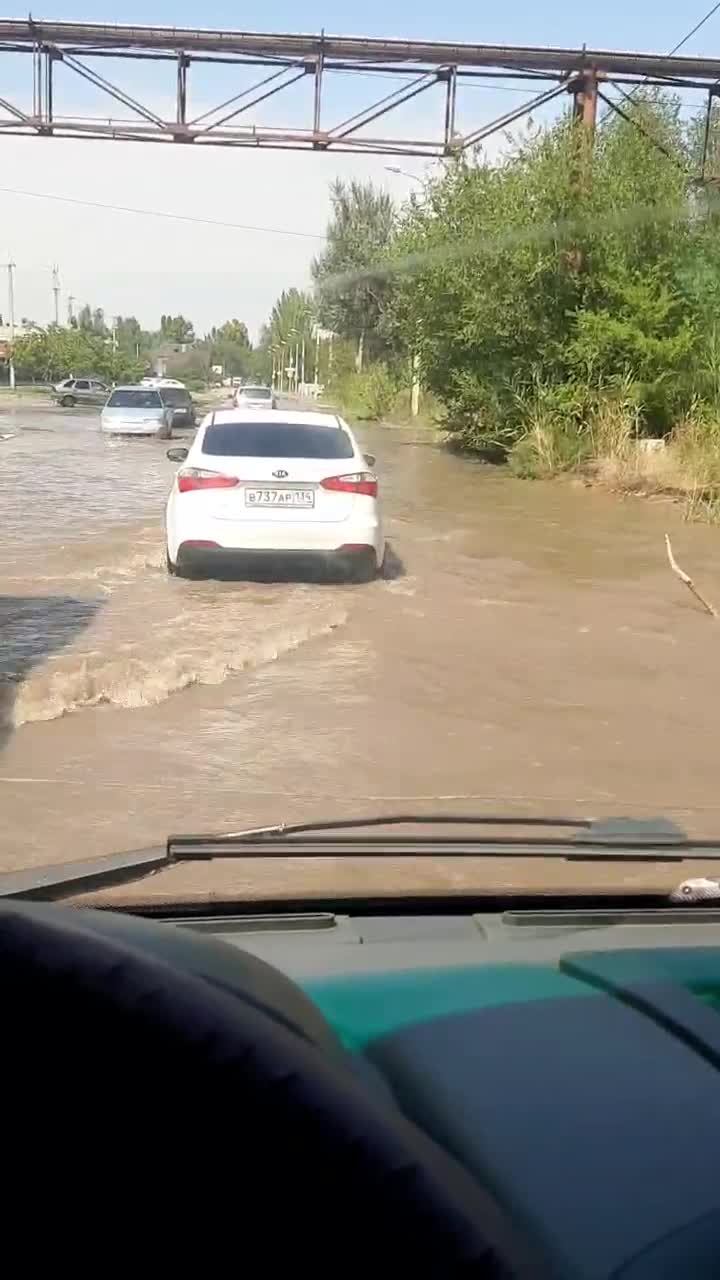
{"left": 202, "top": 409, "right": 344, "bottom": 428}
{"left": 112, "top": 384, "right": 162, "bottom": 392}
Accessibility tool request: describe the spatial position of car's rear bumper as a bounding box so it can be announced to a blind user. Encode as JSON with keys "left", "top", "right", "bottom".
{"left": 175, "top": 542, "right": 379, "bottom": 580}
{"left": 169, "top": 509, "right": 383, "bottom": 555}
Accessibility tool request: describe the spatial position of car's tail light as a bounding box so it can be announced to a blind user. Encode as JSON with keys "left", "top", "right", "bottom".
{"left": 177, "top": 468, "right": 239, "bottom": 493}
{"left": 320, "top": 472, "right": 378, "bottom": 498}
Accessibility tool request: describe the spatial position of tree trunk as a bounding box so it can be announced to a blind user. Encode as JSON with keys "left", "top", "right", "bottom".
{"left": 355, "top": 330, "right": 365, "bottom": 374}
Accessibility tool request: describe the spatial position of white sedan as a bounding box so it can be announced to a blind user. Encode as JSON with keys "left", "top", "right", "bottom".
{"left": 165, "top": 409, "right": 384, "bottom": 581}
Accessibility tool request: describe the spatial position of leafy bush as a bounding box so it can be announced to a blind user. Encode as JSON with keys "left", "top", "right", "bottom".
{"left": 383, "top": 91, "right": 711, "bottom": 464}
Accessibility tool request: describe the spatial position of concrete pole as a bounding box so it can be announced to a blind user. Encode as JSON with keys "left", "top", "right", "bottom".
{"left": 7, "top": 260, "right": 16, "bottom": 390}
{"left": 52, "top": 264, "right": 60, "bottom": 326}
{"left": 410, "top": 351, "right": 420, "bottom": 418}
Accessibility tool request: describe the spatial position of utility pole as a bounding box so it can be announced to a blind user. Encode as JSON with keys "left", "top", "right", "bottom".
{"left": 6, "top": 259, "right": 16, "bottom": 390}
{"left": 566, "top": 69, "right": 599, "bottom": 275}
{"left": 52, "top": 263, "right": 60, "bottom": 326}
{"left": 410, "top": 351, "right": 420, "bottom": 418}
{"left": 572, "top": 69, "right": 599, "bottom": 137}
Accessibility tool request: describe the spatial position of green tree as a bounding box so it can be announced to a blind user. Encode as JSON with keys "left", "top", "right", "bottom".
{"left": 385, "top": 92, "right": 699, "bottom": 447}
{"left": 211, "top": 319, "right": 250, "bottom": 347}
{"left": 12, "top": 327, "right": 141, "bottom": 384}
{"left": 113, "top": 315, "right": 152, "bottom": 356}
{"left": 312, "top": 180, "right": 396, "bottom": 370}
{"left": 203, "top": 319, "right": 253, "bottom": 380}
{"left": 77, "top": 303, "right": 108, "bottom": 337}
{"left": 160, "top": 314, "right": 195, "bottom": 344}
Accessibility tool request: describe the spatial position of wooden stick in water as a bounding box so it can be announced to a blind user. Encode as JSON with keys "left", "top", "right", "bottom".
{"left": 665, "top": 533, "right": 717, "bottom": 618}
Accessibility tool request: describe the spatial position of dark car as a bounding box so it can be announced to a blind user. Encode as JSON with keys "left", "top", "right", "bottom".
{"left": 159, "top": 385, "right": 196, "bottom": 429}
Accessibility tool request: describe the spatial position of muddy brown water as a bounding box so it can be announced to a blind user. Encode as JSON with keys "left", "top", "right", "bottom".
{"left": 3, "top": 400, "right": 720, "bottom": 903}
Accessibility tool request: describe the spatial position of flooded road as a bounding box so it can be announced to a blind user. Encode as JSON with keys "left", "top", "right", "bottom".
{"left": 3, "top": 398, "right": 720, "bottom": 896}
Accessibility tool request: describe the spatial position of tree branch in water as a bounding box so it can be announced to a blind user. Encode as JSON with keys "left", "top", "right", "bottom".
{"left": 665, "top": 533, "right": 717, "bottom": 618}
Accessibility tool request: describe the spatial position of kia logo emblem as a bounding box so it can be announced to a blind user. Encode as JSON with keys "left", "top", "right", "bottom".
{"left": 273, "top": 469, "right": 288, "bottom": 478}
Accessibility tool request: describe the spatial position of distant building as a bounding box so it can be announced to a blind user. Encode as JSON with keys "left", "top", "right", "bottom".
{"left": 148, "top": 342, "right": 192, "bottom": 378}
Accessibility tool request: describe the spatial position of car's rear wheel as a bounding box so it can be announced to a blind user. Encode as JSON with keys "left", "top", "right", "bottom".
{"left": 165, "top": 548, "right": 177, "bottom": 576}
{"left": 60, "top": 395, "right": 76, "bottom": 407}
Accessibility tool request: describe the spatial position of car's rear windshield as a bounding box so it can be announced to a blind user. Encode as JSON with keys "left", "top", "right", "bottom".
{"left": 202, "top": 422, "right": 354, "bottom": 459}
{"left": 159, "top": 388, "right": 191, "bottom": 405}
{"left": 238, "top": 386, "right": 271, "bottom": 398}
{"left": 107, "top": 389, "right": 163, "bottom": 408}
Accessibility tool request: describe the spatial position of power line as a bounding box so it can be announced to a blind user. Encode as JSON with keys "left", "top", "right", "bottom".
{"left": 0, "top": 185, "right": 326, "bottom": 241}
{"left": 668, "top": 0, "right": 720, "bottom": 54}
{"left": 599, "top": 1, "right": 720, "bottom": 125}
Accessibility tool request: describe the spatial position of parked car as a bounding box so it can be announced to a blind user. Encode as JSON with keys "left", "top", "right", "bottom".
{"left": 159, "top": 385, "right": 196, "bottom": 430}
{"left": 101, "top": 386, "right": 174, "bottom": 438}
{"left": 165, "top": 409, "right": 383, "bottom": 581}
{"left": 52, "top": 377, "right": 110, "bottom": 407}
{"left": 234, "top": 384, "right": 278, "bottom": 410}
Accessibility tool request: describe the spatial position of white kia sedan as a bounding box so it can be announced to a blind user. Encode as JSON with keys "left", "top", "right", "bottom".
{"left": 165, "top": 409, "right": 384, "bottom": 581}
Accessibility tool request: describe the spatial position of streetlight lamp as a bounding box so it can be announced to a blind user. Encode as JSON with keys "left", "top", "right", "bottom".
{"left": 384, "top": 166, "right": 423, "bottom": 186}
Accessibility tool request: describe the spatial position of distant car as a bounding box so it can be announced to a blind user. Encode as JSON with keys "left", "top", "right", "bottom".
{"left": 159, "top": 385, "right": 196, "bottom": 430}
{"left": 140, "top": 376, "right": 186, "bottom": 389}
{"left": 101, "top": 386, "right": 174, "bottom": 438}
{"left": 52, "top": 377, "right": 110, "bottom": 407}
{"left": 164, "top": 409, "right": 384, "bottom": 581}
{"left": 234, "top": 384, "right": 278, "bottom": 411}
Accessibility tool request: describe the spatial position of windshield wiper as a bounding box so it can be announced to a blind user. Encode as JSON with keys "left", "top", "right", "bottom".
{"left": 167, "top": 814, "right": 696, "bottom": 858}
{"left": 3, "top": 815, "right": 720, "bottom": 902}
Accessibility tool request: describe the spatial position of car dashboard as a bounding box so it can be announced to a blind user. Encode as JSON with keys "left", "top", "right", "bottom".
{"left": 15, "top": 897, "right": 720, "bottom": 1279}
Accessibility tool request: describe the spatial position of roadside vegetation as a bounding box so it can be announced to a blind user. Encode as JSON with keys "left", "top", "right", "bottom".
{"left": 9, "top": 89, "right": 720, "bottom": 520}
{"left": 266, "top": 91, "right": 720, "bottom": 519}
{"left": 8, "top": 311, "right": 267, "bottom": 389}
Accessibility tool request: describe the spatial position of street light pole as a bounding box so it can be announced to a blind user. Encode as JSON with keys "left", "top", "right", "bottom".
{"left": 52, "top": 263, "right": 60, "bottom": 326}
{"left": 6, "top": 259, "right": 16, "bottom": 390}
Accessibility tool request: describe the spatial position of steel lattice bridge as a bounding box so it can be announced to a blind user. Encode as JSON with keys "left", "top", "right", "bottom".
{"left": 2, "top": 19, "right": 720, "bottom": 157}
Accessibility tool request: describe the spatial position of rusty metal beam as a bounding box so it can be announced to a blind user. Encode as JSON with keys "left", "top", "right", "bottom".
{"left": 328, "top": 71, "right": 438, "bottom": 140}
{"left": 197, "top": 68, "right": 307, "bottom": 134}
{"left": 460, "top": 81, "right": 568, "bottom": 150}
{"left": 3, "top": 22, "right": 720, "bottom": 82}
{"left": 59, "top": 51, "right": 169, "bottom": 129}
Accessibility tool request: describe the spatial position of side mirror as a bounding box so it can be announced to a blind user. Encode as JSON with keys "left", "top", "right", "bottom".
{"left": 364, "top": 453, "right": 376, "bottom": 467}
{"left": 167, "top": 446, "right": 188, "bottom": 462}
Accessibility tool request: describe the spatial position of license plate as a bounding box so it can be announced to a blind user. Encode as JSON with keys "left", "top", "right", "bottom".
{"left": 245, "top": 488, "right": 314, "bottom": 508}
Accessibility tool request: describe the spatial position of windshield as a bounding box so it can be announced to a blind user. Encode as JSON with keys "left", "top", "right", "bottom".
{"left": 202, "top": 421, "right": 354, "bottom": 457}
{"left": 159, "top": 388, "right": 190, "bottom": 406}
{"left": 238, "top": 386, "right": 271, "bottom": 399}
{"left": 107, "top": 389, "right": 163, "bottom": 409}
{"left": 5, "top": 12, "right": 720, "bottom": 908}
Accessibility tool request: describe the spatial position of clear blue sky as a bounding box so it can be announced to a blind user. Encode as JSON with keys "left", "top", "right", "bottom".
{"left": 3, "top": 2, "right": 720, "bottom": 335}
{"left": 16, "top": 0, "right": 720, "bottom": 55}
{"left": 12, "top": 1, "right": 715, "bottom": 110}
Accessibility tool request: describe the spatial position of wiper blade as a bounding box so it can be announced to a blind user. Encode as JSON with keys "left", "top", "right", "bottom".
{"left": 2, "top": 815, "right": 718, "bottom": 903}
{"left": 167, "top": 814, "right": 705, "bottom": 861}
{"left": 169, "top": 813, "right": 593, "bottom": 844}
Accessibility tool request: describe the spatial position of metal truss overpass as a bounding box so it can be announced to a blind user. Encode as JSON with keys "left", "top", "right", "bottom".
{"left": 1, "top": 19, "right": 720, "bottom": 156}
